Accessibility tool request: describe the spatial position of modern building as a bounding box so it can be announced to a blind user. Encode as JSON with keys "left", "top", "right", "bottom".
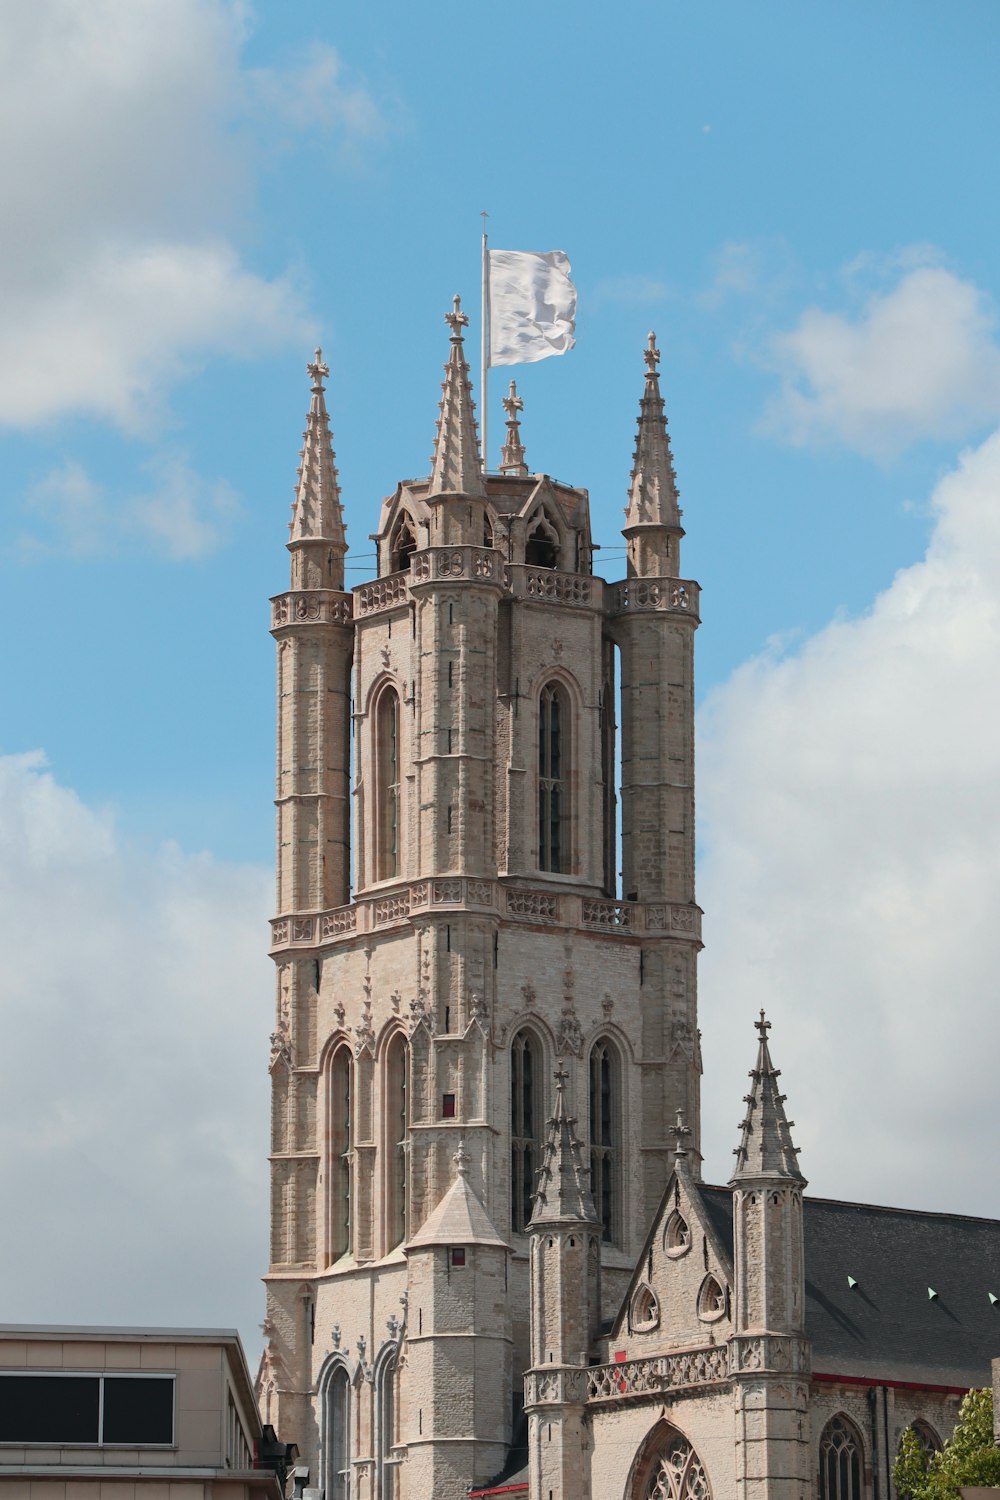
{"left": 0, "top": 1326, "right": 285, "bottom": 1500}
{"left": 259, "top": 308, "right": 1000, "bottom": 1500}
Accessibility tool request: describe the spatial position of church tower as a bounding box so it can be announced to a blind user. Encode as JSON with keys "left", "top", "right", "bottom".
{"left": 261, "top": 309, "right": 702, "bottom": 1500}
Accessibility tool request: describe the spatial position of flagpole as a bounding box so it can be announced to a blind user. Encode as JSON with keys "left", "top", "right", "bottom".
{"left": 481, "top": 211, "right": 489, "bottom": 475}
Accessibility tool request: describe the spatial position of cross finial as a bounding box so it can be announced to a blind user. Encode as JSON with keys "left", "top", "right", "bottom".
{"left": 503, "top": 380, "right": 523, "bottom": 421}
{"left": 644, "top": 331, "right": 660, "bottom": 374}
{"left": 453, "top": 1137, "right": 470, "bottom": 1178}
{"left": 308, "top": 347, "right": 329, "bottom": 390}
{"left": 554, "top": 1064, "right": 570, "bottom": 1094}
{"left": 673, "top": 1107, "right": 692, "bottom": 1158}
{"left": 755, "top": 1009, "right": 771, "bottom": 1041}
{"left": 445, "top": 294, "right": 469, "bottom": 339}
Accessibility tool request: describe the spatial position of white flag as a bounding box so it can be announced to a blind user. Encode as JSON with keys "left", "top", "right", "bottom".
{"left": 488, "top": 249, "right": 576, "bottom": 366}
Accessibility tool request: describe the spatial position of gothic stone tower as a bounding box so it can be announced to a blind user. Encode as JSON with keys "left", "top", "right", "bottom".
{"left": 261, "top": 308, "right": 702, "bottom": 1500}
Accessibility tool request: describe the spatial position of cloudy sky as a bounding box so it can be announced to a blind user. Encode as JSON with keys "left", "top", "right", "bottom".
{"left": 3, "top": 1, "right": 1000, "bottom": 1360}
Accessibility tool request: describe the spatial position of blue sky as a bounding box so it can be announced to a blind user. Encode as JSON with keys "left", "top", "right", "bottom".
{"left": 3, "top": 1, "right": 1000, "bottom": 1356}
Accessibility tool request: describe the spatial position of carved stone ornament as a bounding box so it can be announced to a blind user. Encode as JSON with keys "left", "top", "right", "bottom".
{"left": 556, "top": 1010, "right": 583, "bottom": 1056}
{"left": 408, "top": 993, "right": 432, "bottom": 1037}
{"left": 354, "top": 1000, "right": 375, "bottom": 1058}
{"left": 269, "top": 1020, "right": 292, "bottom": 1070}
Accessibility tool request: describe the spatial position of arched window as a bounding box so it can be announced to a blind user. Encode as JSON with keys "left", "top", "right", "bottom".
{"left": 510, "top": 1029, "right": 542, "bottom": 1232}
{"left": 630, "top": 1283, "right": 659, "bottom": 1333}
{"left": 906, "top": 1422, "right": 942, "bottom": 1467}
{"left": 323, "top": 1364, "right": 352, "bottom": 1500}
{"left": 665, "top": 1211, "right": 690, "bottom": 1256}
{"left": 538, "top": 682, "right": 569, "bottom": 873}
{"left": 374, "top": 687, "right": 401, "bottom": 882}
{"left": 385, "top": 1033, "right": 409, "bottom": 1249}
{"left": 819, "top": 1414, "right": 865, "bottom": 1500}
{"left": 697, "top": 1275, "right": 727, "bottom": 1322}
{"left": 632, "top": 1425, "right": 711, "bottom": 1500}
{"left": 483, "top": 513, "right": 495, "bottom": 549}
{"left": 525, "top": 511, "right": 559, "bottom": 569}
{"left": 328, "top": 1044, "right": 352, "bottom": 1262}
{"left": 389, "top": 512, "right": 417, "bottom": 572}
{"left": 589, "top": 1039, "right": 620, "bottom": 1244}
{"left": 375, "top": 1353, "right": 397, "bottom": 1499}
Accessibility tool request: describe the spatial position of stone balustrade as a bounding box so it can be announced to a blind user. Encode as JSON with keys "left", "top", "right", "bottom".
{"left": 269, "top": 882, "right": 701, "bottom": 952}
{"left": 609, "top": 577, "right": 700, "bottom": 618}
{"left": 270, "top": 591, "right": 353, "bottom": 628}
{"left": 583, "top": 1345, "right": 728, "bottom": 1405}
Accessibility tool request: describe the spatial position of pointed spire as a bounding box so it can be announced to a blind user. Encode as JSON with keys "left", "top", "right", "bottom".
{"left": 729, "top": 1012, "right": 806, "bottom": 1185}
{"left": 624, "top": 331, "right": 680, "bottom": 531}
{"left": 289, "top": 349, "right": 348, "bottom": 572}
{"left": 428, "top": 296, "right": 486, "bottom": 498}
{"left": 499, "top": 380, "right": 529, "bottom": 476}
{"left": 529, "top": 1067, "right": 599, "bottom": 1228}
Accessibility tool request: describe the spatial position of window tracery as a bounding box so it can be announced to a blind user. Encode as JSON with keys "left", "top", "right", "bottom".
{"left": 525, "top": 510, "right": 560, "bottom": 569}
{"left": 634, "top": 1427, "right": 711, "bottom": 1500}
{"left": 665, "top": 1211, "right": 690, "bottom": 1256}
{"left": 819, "top": 1414, "right": 865, "bottom": 1500}
{"left": 323, "top": 1363, "right": 352, "bottom": 1500}
{"left": 389, "top": 512, "right": 417, "bottom": 572}
{"left": 697, "top": 1274, "right": 726, "bottom": 1321}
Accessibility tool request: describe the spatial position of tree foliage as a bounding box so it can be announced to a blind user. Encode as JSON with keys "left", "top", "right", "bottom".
{"left": 893, "top": 1389, "right": 1000, "bottom": 1500}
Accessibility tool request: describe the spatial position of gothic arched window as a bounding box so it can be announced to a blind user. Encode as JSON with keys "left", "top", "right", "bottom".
{"left": 323, "top": 1363, "right": 352, "bottom": 1500}
{"left": 632, "top": 1425, "right": 711, "bottom": 1500}
{"left": 525, "top": 510, "right": 560, "bottom": 569}
{"left": 375, "top": 1352, "right": 397, "bottom": 1499}
{"left": 385, "top": 1033, "right": 409, "bottom": 1249}
{"left": 589, "top": 1038, "right": 620, "bottom": 1245}
{"left": 538, "top": 682, "right": 569, "bottom": 873}
{"left": 906, "top": 1421, "right": 942, "bottom": 1468}
{"left": 510, "top": 1029, "right": 542, "bottom": 1232}
{"left": 389, "top": 512, "right": 417, "bottom": 572}
{"left": 328, "top": 1044, "right": 352, "bottom": 1262}
{"left": 374, "top": 686, "right": 401, "bottom": 882}
{"left": 819, "top": 1414, "right": 865, "bottom": 1500}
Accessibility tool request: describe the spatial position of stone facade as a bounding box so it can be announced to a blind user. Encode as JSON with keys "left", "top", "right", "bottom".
{"left": 260, "top": 318, "right": 992, "bottom": 1500}
{"left": 260, "top": 312, "right": 701, "bottom": 1500}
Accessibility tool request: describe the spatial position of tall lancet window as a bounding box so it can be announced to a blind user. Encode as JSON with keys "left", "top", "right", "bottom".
{"left": 375, "top": 1352, "right": 397, "bottom": 1499}
{"left": 324, "top": 1364, "right": 352, "bottom": 1500}
{"left": 328, "top": 1044, "right": 353, "bottom": 1262}
{"left": 375, "top": 687, "right": 401, "bottom": 882}
{"left": 385, "top": 1033, "right": 409, "bottom": 1249}
{"left": 510, "top": 1029, "right": 541, "bottom": 1232}
{"left": 819, "top": 1415, "right": 865, "bottom": 1500}
{"left": 538, "top": 682, "right": 569, "bottom": 873}
{"left": 589, "top": 1039, "right": 620, "bottom": 1244}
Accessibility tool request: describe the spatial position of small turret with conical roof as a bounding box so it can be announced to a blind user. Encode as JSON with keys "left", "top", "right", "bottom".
{"left": 289, "top": 348, "right": 348, "bottom": 589}
{"left": 525, "top": 1069, "right": 602, "bottom": 1500}
{"left": 728, "top": 1013, "right": 811, "bottom": 1500}
{"left": 428, "top": 296, "right": 486, "bottom": 501}
{"left": 623, "top": 332, "right": 682, "bottom": 578}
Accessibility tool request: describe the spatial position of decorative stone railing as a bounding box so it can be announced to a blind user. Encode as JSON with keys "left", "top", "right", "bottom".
{"left": 505, "top": 565, "right": 595, "bottom": 607}
{"left": 728, "top": 1336, "right": 810, "bottom": 1376}
{"left": 270, "top": 884, "right": 701, "bottom": 952}
{"left": 270, "top": 591, "right": 353, "bottom": 628}
{"left": 609, "top": 577, "right": 700, "bottom": 618}
{"left": 524, "top": 1367, "right": 589, "bottom": 1408}
{"left": 410, "top": 546, "right": 503, "bottom": 584}
{"left": 584, "top": 1345, "right": 728, "bottom": 1405}
{"left": 354, "top": 572, "right": 409, "bottom": 616}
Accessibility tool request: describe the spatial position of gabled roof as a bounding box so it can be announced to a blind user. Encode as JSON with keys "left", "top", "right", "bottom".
{"left": 698, "top": 1184, "right": 1000, "bottom": 1388}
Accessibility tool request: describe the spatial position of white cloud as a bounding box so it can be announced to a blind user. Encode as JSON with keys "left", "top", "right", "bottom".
{"left": 697, "top": 427, "right": 1000, "bottom": 1219}
{"left": 593, "top": 273, "right": 671, "bottom": 306}
{"left": 23, "top": 454, "right": 240, "bottom": 559}
{"left": 761, "top": 264, "right": 1000, "bottom": 458}
{"left": 0, "top": 2, "right": 386, "bottom": 430}
{"left": 249, "top": 40, "right": 387, "bottom": 146}
{"left": 0, "top": 751, "right": 272, "bottom": 1350}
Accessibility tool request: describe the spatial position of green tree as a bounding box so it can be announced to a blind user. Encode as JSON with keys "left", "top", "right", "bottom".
{"left": 893, "top": 1389, "right": 1000, "bottom": 1500}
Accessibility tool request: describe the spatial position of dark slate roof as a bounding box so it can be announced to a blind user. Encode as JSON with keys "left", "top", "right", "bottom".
{"left": 698, "top": 1185, "right": 1000, "bottom": 1389}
